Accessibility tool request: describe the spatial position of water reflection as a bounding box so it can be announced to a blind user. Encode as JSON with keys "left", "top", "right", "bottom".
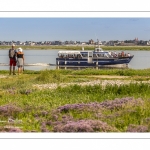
{"left": 56, "top": 65, "right": 129, "bottom": 70}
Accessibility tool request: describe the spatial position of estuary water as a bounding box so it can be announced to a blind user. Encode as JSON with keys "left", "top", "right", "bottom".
{"left": 0, "top": 49, "right": 150, "bottom": 70}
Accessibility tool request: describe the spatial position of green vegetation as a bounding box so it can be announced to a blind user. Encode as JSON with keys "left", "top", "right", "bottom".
{"left": 0, "top": 69, "right": 150, "bottom": 132}
{"left": 1, "top": 45, "right": 150, "bottom": 50}
{"left": 2, "top": 68, "right": 150, "bottom": 77}
{"left": 67, "top": 68, "right": 150, "bottom": 76}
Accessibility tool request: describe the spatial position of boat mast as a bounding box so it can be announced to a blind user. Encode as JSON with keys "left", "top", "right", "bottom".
{"left": 82, "top": 43, "right": 84, "bottom": 51}
{"left": 97, "top": 39, "right": 100, "bottom": 48}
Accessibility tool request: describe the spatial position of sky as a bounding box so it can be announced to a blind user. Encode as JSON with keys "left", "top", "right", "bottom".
{"left": 1, "top": 18, "right": 150, "bottom": 42}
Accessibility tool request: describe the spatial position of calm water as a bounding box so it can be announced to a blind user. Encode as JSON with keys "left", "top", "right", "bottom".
{"left": 0, "top": 49, "right": 150, "bottom": 70}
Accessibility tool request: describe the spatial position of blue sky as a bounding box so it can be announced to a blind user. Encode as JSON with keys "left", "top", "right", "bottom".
{"left": 1, "top": 18, "right": 150, "bottom": 42}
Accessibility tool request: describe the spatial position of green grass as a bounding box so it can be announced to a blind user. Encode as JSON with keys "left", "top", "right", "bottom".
{"left": 0, "top": 69, "right": 150, "bottom": 132}
{"left": 1, "top": 82, "right": 150, "bottom": 132}
{"left": 67, "top": 68, "right": 150, "bottom": 76}
{"left": 1, "top": 45, "right": 150, "bottom": 50}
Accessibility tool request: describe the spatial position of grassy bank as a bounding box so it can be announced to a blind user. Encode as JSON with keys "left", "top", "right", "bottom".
{"left": 1, "top": 45, "right": 150, "bottom": 50}
{"left": 2, "top": 68, "right": 150, "bottom": 77}
{"left": 0, "top": 69, "right": 150, "bottom": 132}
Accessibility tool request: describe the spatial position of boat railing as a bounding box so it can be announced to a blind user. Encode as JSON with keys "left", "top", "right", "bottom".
{"left": 58, "top": 50, "right": 133, "bottom": 59}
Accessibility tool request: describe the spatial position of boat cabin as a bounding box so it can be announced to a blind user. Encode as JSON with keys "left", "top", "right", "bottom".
{"left": 58, "top": 50, "right": 111, "bottom": 59}
{"left": 58, "top": 48, "right": 131, "bottom": 60}
{"left": 94, "top": 47, "right": 104, "bottom": 52}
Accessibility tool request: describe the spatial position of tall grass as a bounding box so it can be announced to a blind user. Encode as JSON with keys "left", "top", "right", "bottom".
{"left": 1, "top": 45, "right": 150, "bottom": 50}
{"left": 35, "top": 69, "right": 68, "bottom": 83}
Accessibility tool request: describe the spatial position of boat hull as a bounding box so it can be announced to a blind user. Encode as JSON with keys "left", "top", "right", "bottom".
{"left": 56, "top": 56, "right": 134, "bottom": 67}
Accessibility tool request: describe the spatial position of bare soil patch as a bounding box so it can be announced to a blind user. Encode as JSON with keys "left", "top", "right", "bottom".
{"left": 0, "top": 75, "right": 7, "bottom": 78}
{"left": 88, "top": 75, "right": 129, "bottom": 79}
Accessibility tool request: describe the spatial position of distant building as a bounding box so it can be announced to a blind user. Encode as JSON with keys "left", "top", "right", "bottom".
{"left": 106, "top": 41, "right": 115, "bottom": 46}
{"left": 135, "top": 37, "right": 138, "bottom": 42}
{"left": 44, "top": 41, "right": 51, "bottom": 45}
{"left": 64, "top": 41, "right": 69, "bottom": 45}
{"left": 101, "top": 41, "right": 107, "bottom": 45}
{"left": 76, "top": 41, "right": 81, "bottom": 44}
{"left": 146, "top": 41, "right": 150, "bottom": 45}
{"left": 134, "top": 37, "right": 138, "bottom": 44}
{"left": 138, "top": 40, "right": 150, "bottom": 45}
{"left": 25, "top": 41, "right": 35, "bottom": 46}
{"left": 54, "top": 41, "right": 62, "bottom": 45}
{"left": 69, "top": 40, "right": 77, "bottom": 45}
{"left": 16, "top": 41, "right": 22, "bottom": 45}
{"left": 89, "top": 39, "right": 94, "bottom": 44}
{"left": 69, "top": 40, "right": 74, "bottom": 45}
{"left": 74, "top": 41, "right": 77, "bottom": 44}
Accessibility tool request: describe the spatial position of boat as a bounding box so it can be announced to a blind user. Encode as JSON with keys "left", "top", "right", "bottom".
{"left": 55, "top": 46, "right": 134, "bottom": 68}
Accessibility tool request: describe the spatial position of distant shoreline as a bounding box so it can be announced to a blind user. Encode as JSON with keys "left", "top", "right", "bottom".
{"left": 1, "top": 45, "right": 150, "bottom": 50}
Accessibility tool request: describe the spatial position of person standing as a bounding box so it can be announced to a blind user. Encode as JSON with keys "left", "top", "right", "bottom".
{"left": 9, "top": 44, "right": 17, "bottom": 75}
{"left": 16, "top": 47, "right": 24, "bottom": 75}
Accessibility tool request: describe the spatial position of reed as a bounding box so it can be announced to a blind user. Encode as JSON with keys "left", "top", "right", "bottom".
{"left": 1, "top": 45, "right": 150, "bottom": 50}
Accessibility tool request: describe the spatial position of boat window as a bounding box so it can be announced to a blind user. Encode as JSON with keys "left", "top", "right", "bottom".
{"left": 77, "top": 54, "right": 82, "bottom": 58}
{"left": 97, "top": 54, "right": 100, "bottom": 57}
{"left": 93, "top": 54, "right": 97, "bottom": 57}
{"left": 89, "top": 52, "right": 93, "bottom": 57}
{"left": 81, "top": 53, "right": 88, "bottom": 57}
{"left": 104, "top": 53, "right": 109, "bottom": 58}
{"left": 97, "top": 53, "right": 104, "bottom": 57}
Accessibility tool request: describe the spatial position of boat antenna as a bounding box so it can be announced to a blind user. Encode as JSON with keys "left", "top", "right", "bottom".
{"left": 97, "top": 39, "right": 100, "bottom": 48}
{"left": 82, "top": 46, "right": 84, "bottom": 51}
{"left": 94, "top": 33, "right": 97, "bottom": 49}
{"left": 82, "top": 43, "right": 84, "bottom": 51}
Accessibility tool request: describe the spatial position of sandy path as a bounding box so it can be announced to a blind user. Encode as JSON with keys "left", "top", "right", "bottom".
{"left": 33, "top": 79, "right": 150, "bottom": 90}
{"left": 0, "top": 75, "right": 8, "bottom": 78}
{"left": 82, "top": 75, "right": 129, "bottom": 79}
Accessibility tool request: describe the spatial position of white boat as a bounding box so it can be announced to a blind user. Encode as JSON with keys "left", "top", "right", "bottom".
{"left": 56, "top": 46, "right": 134, "bottom": 68}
